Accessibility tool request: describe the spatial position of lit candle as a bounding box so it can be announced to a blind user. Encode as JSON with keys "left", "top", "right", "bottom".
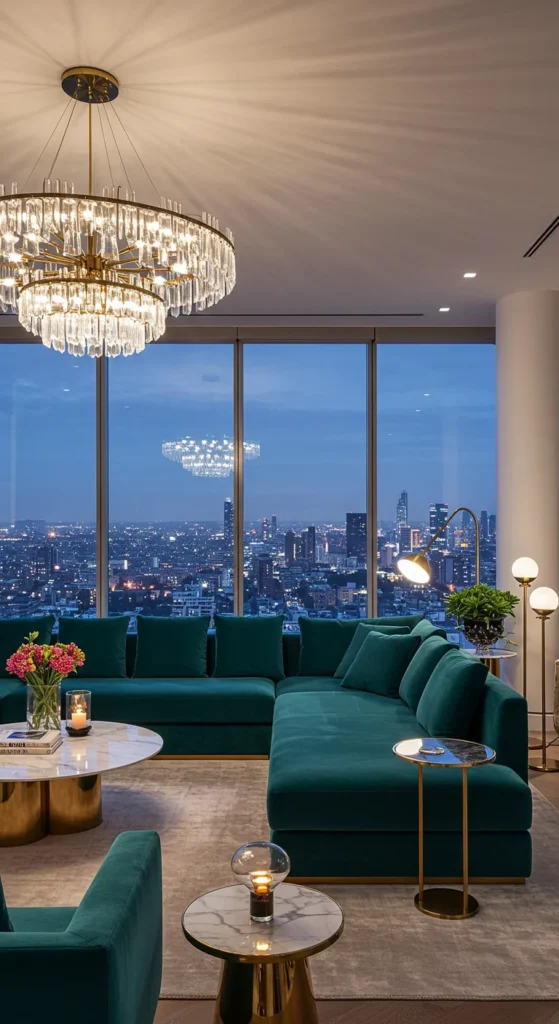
{"left": 71, "top": 707, "right": 87, "bottom": 731}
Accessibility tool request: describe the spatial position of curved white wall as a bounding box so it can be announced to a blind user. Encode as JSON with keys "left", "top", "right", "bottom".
{"left": 496, "top": 290, "right": 559, "bottom": 719}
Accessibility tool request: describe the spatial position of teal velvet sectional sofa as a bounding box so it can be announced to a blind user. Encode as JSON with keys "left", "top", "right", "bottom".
{"left": 0, "top": 612, "right": 531, "bottom": 881}
{"left": 0, "top": 831, "right": 162, "bottom": 1024}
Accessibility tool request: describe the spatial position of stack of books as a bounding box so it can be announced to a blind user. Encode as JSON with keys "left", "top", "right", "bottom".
{"left": 0, "top": 729, "right": 63, "bottom": 755}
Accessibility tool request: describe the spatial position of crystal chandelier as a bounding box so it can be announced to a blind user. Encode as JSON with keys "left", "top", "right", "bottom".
{"left": 0, "top": 67, "right": 235, "bottom": 357}
{"left": 162, "top": 437, "right": 260, "bottom": 478}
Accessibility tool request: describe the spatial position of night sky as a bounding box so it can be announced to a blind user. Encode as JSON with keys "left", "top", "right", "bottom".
{"left": 0, "top": 342, "right": 495, "bottom": 524}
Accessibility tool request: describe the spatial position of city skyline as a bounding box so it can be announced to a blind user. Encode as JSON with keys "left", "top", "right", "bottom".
{"left": 0, "top": 342, "right": 496, "bottom": 522}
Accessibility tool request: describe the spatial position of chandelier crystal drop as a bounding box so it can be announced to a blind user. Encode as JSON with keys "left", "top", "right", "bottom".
{"left": 0, "top": 67, "right": 236, "bottom": 357}
{"left": 162, "top": 437, "right": 260, "bottom": 478}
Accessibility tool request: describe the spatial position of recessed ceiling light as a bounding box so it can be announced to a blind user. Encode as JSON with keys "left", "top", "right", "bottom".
{"left": 439, "top": 306, "right": 450, "bottom": 312}
{"left": 463, "top": 272, "right": 477, "bottom": 278}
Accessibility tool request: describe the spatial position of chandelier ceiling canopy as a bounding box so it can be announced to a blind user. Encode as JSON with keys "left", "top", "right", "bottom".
{"left": 162, "top": 437, "right": 260, "bottom": 478}
{"left": 0, "top": 67, "right": 236, "bottom": 357}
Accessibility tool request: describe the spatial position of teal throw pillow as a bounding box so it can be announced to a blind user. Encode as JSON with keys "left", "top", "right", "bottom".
{"left": 334, "top": 623, "right": 410, "bottom": 679}
{"left": 133, "top": 615, "right": 209, "bottom": 678}
{"left": 411, "top": 619, "right": 447, "bottom": 641}
{"left": 298, "top": 619, "right": 360, "bottom": 676}
{"left": 341, "top": 632, "right": 421, "bottom": 697}
{"left": 0, "top": 878, "right": 13, "bottom": 932}
{"left": 416, "top": 649, "right": 488, "bottom": 738}
{"left": 399, "top": 635, "right": 458, "bottom": 712}
{"left": 214, "top": 616, "right": 285, "bottom": 681}
{"left": 58, "top": 617, "right": 129, "bottom": 679}
{"left": 0, "top": 616, "right": 55, "bottom": 678}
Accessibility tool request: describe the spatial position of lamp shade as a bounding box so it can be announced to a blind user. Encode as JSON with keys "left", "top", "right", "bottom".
{"left": 397, "top": 553, "right": 431, "bottom": 584}
{"left": 529, "top": 587, "right": 559, "bottom": 614}
{"left": 512, "top": 557, "right": 539, "bottom": 583}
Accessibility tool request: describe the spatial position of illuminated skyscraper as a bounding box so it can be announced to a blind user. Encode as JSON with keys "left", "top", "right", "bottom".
{"left": 271, "top": 514, "right": 277, "bottom": 538}
{"left": 429, "top": 502, "right": 449, "bottom": 550}
{"left": 480, "top": 509, "right": 489, "bottom": 541}
{"left": 284, "top": 530, "right": 296, "bottom": 566}
{"left": 396, "top": 490, "right": 408, "bottom": 531}
{"left": 346, "top": 512, "right": 367, "bottom": 559}
{"left": 301, "top": 526, "right": 316, "bottom": 563}
{"left": 224, "top": 498, "right": 233, "bottom": 565}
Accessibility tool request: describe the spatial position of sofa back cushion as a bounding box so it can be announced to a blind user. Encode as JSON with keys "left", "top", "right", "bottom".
{"left": 366, "top": 614, "right": 424, "bottom": 629}
{"left": 0, "top": 616, "right": 55, "bottom": 678}
{"left": 411, "top": 619, "right": 447, "bottom": 641}
{"left": 0, "top": 878, "right": 13, "bottom": 932}
{"left": 416, "top": 649, "right": 488, "bottom": 738}
{"left": 341, "top": 632, "right": 421, "bottom": 697}
{"left": 399, "top": 635, "right": 457, "bottom": 712}
{"left": 133, "top": 615, "right": 209, "bottom": 678}
{"left": 58, "top": 617, "right": 128, "bottom": 679}
{"left": 334, "top": 623, "right": 410, "bottom": 679}
{"left": 214, "top": 616, "right": 285, "bottom": 681}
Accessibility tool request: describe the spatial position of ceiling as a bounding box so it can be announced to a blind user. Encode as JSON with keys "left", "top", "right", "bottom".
{"left": 1, "top": 0, "right": 559, "bottom": 326}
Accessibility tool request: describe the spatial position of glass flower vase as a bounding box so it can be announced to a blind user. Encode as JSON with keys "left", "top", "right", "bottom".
{"left": 26, "top": 680, "right": 61, "bottom": 732}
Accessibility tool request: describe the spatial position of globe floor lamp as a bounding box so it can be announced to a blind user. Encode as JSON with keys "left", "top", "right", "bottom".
{"left": 512, "top": 557, "right": 542, "bottom": 751}
{"left": 528, "top": 587, "right": 559, "bottom": 773}
{"left": 397, "top": 506, "right": 480, "bottom": 587}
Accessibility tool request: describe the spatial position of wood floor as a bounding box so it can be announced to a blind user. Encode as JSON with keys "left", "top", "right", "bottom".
{"left": 155, "top": 758, "right": 559, "bottom": 1024}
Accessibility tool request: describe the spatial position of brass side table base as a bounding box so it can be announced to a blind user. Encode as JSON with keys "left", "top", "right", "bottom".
{"left": 214, "top": 957, "right": 318, "bottom": 1024}
{"left": 529, "top": 755, "right": 559, "bottom": 773}
{"left": 415, "top": 888, "right": 479, "bottom": 920}
{"left": 529, "top": 735, "right": 543, "bottom": 751}
{"left": 0, "top": 775, "right": 102, "bottom": 845}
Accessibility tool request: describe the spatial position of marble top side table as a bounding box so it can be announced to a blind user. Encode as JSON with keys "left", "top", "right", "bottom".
{"left": 182, "top": 882, "right": 343, "bottom": 1023}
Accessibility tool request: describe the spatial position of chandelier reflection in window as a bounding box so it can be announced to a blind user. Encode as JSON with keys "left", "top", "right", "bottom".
{"left": 162, "top": 437, "right": 260, "bottom": 478}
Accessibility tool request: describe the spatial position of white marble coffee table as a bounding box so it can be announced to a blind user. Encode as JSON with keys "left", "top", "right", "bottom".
{"left": 0, "top": 721, "right": 162, "bottom": 846}
{"left": 182, "top": 883, "right": 343, "bottom": 1023}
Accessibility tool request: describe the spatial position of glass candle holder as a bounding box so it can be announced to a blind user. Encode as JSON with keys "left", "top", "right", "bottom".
{"left": 65, "top": 690, "right": 92, "bottom": 737}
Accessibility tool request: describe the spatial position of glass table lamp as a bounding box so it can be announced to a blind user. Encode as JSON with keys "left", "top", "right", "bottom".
{"left": 231, "top": 841, "right": 290, "bottom": 921}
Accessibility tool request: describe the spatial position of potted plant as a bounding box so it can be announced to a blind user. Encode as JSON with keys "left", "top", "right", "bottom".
{"left": 445, "top": 584, "right": 519, "bottom": 653}
{"left": 6, "top": 631, "right": 85, "bottom": 732}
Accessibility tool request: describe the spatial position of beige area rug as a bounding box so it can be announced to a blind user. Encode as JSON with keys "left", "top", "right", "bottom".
{"left": 1, "top": 759, "right": 559, "bottom": 1000}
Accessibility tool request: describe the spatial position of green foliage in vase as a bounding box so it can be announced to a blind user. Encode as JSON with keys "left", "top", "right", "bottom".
{"left": 446, "top": 584, "right": 519, "bottom": 624}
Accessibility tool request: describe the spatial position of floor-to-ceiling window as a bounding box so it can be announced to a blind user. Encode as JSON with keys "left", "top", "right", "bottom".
{"left": 376, "top": 343, "right": 496, "bottom": 641}
{"left": 108, "top": 344, "right": 234, "bottom": 630}
{"left": 243, "top": 344, "right": 367, "bottom": 626}
{"left": 0, "top": 332, "right": 495, "bottom": 629}
{"left": 0, "top": 345, "right": 95, "bottom": 620}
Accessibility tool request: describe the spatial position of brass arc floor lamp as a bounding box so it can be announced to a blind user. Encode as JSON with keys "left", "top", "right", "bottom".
{"left": 397, "top": 506, "right": 480, "bottom": 587}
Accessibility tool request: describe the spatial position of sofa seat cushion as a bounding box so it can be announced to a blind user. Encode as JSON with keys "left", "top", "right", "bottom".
{"left": 62, "top": 677, "right": 276, "bottom": 724}
{"left": 9, "top": 907, "right": 76, "bottom": 933}
{"left": 268, "top": 692, "right": 532, "bottom": 833}
{"left": 276, "top": 676, "right": 343, "bottom": 697}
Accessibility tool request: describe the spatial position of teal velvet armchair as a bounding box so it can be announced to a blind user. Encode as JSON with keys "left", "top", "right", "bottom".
{"left": 0, "top": 830, "right": 162, "bottom": 1024}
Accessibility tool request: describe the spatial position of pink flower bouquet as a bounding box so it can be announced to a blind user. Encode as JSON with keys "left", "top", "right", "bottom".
{"left": 7, "top": 631, "right": 85, "bottom": 731}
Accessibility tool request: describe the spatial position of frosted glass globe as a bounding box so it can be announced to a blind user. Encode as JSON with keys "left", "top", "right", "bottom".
{"left": 530, "top": 587, "right": 559, "bottom": 613}
{"left": 512, "top": 557, "right": 539, "bottom": 583}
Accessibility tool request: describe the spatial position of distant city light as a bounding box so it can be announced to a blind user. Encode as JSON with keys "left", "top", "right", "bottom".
{"left": 162, "top": 436, "right": 260, "bottom": 477}
{"left": 463, "top": 271, "right": 477, "bottom": 278}
{"left": 439, "top": 306, "right": 450, "bottom": 312}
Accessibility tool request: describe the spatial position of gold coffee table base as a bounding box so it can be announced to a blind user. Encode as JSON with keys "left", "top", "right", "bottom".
{"left": 0, "top": 776, "right": 102, "bottom": 845}
{"left": 415, "top": 888, "right": 479, "bottom": 920}
{"left": 214, "top": 958, "right": 318, "bottom": 1024}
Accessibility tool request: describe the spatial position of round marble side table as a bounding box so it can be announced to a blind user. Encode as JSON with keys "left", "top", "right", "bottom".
{"left": 393, "top": 737, "right": 496, "bottom": 921}
{"left": 464, "top": 648, "right": 517, "bottom": 679}
{"left": 182, "top": 882, "right": 343, "bottom": 1024}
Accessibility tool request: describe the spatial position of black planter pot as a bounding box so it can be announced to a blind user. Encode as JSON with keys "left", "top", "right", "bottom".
{"left": 462, "top": 616, "right": 505, "bottom": 653}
